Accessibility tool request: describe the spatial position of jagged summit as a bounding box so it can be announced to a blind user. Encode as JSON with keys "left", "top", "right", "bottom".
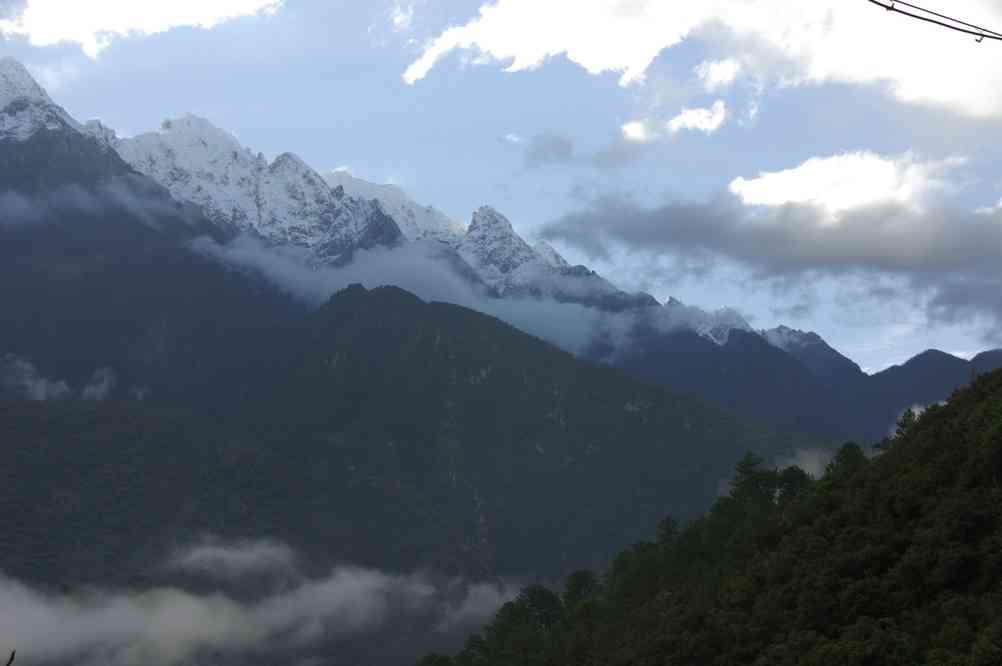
{"left": 324, "top": 169, "right": 464, "bottom": 242}
{"left": 0, "top": 57, "right": 81, "bottom": 141}
{"left": 0, "top": 57, "right": 51, "bottom": 108}
{"left": 663, "top": 297, "right": 754, "bottom": 346}
{"left": 109, "top": 114, "right": 404, "bottom": 260}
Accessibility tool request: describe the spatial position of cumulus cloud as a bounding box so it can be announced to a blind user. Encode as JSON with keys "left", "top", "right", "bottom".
{"left": 667, "top": 100, "right": 727, "bottom": 135}
{"left": 695, "top": 58, "right": 742, "bottom": 92}
{"left": 0, "top": 0, "right": 285, "bottom": 58}
{"left": 729, "top": 151, "right": 964, "bottom": 218}
{"left": 404, "top": 0, "right": 1002, "bottom": 117}
{"left": 542, "top": 150, "right": 1002, "bottom": 343}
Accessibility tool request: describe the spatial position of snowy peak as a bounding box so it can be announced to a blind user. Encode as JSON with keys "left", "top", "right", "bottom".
{"left": 0, "top": 57, "right": 80, "bottom": 141}
{"left": 111, "top": 114, "right": 401, "bottom": 260}
{"left": 663, "top": 297, "right": 754, "bottom": 346}
{"left": 761, "top": 325, "right": 823, "bottom": 352}
{"left": 325, "top": 170, "right": 463, "bottom": 242}
{"left": 0, "top": 58, "right": 52, "bottom": 108}
{"left": 530, "top": 239, "right": 570, "bottom": 269}
{"left": 459, "top": 206, "right": 541, "bottom": 288}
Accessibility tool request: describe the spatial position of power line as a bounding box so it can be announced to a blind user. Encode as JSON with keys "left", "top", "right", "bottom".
{"left": 868, "top": 0, "right": 1002, "bottom": 42}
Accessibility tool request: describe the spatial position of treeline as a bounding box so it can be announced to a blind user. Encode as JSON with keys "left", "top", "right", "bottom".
{"left": 419, "top": 371, "right": 1002, "bottom": 665}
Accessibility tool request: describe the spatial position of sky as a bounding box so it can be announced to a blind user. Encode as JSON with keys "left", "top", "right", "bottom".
{"left": 3, "top": 0, "right": 1002, "bottom": 371}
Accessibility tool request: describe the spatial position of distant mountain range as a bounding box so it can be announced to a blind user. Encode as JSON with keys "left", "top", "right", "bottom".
{"left": 2, "top": 54, "right": 999, "bottom": 448}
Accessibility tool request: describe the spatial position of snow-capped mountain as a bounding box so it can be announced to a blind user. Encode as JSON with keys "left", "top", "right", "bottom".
{"left": 0, "top": 57, "right": 80, "bottom": 141}
{"left": 761, "top": 325, "right": 865, "bottom": 387}
{"left": 0, "top": 57, "right": 787, "bottom": 343}
{"left": 88, "top": 115, "right": 401, "bottom": 262}
{"left": 662, "top": 297, "right": 755, "bottom": 346}
{"left": 325, "top": 170, "right": 464, "bottom": 242}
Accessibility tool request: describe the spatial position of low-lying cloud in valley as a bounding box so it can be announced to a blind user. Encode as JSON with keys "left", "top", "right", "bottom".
{"left": 191, "top": 235, "right": 635, "bottom": 358}
{"left": 0, "top": 539, "right": 514, "bottom": 666}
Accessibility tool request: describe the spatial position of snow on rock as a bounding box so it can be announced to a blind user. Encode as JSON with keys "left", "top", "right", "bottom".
{"left": 760, "top": 325, "right": 825, "bottom": 352}
{"left": 325, "top": 169, "right": 464, "bottom": 242}
{"left": 530, "top": 238, "right": 570, "bottom": 269}
{"left": 458, "top": 206, "right": 543, "bottom": 292}
{"left": 663, "top": 297, "right": 755, "bottom": 346}
{"left": 0, "top": 57, "right": 80, "bottom": 141}
{"left": 109, "top": 114, "right": 398, "bottom": 260}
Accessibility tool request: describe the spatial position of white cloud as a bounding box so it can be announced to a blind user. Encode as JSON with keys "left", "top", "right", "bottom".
{"left": 0, "top": 0, "right": 285, "bottom": 58}
{"left": 167, "top": 539, "right": 298, "bottom": 580}
{"left": 390, "top": 1, "right": 414, "bottom": 33}
{"left": 695, "top": 58, "right": 741, "bottom": 92}
{"left": 0, "top": 540, "right": 514, "bottom": 666}
{"left": 729, "top": 151, "right": 965, "bottom": 218}
{"left": 620, "top": 120, "right": 653, "bottom": 143}
{"left": 667, "top": 100, "right": 727, "bottom": 135}
{"left": 503, "top": 132, "right": 524, "bottom": 144}
{"left": 404, "top": 0, "right": 1002, "bottom": 117}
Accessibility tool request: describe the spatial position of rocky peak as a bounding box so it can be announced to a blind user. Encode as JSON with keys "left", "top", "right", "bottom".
{"left": 0, "top": 58, "right": 51, "bottom": 109}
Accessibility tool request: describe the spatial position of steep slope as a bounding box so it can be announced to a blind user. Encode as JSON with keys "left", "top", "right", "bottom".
{"left": 0, "top": 283, "right": 813, "bottom": 586}
{"left": 256, "top": 285, "right": 811, "bottom": 576}
{"left": 423, "top": 368, "right": 1002, "bottom": 666}
{"left": 614, "top": 327, "right": 854, "bottom": 440}
{"left": 761, "top": 325, "right": 866, "bottom": 389}
{"left": 0, "top": 65, "right": 307, "bottom": 404}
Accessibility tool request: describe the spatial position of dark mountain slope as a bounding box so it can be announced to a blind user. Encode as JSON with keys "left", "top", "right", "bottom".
{"left": 0, "top": 284, "right": 814, "bottom": 588}
{"left": 614, "top": 328, "right": 855, "bottom": 440}
{"left": 245, "top": 285, "right": 816, "bottom": 576}
{"left": 423, "top": 369, "right": 1002, "bottom": 665}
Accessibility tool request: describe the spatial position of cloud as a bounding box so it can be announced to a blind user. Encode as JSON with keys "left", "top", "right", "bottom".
{"left": 389, "top": 1, "right": 414, "bottom": 33}
{"left": 0, "top": 354, "right": 71, "bottom": 401}
{"left": 775, "top": 448, "right": 835, "bottom": 479}
{"left": 617, "top": 100, "right": 728, "bottom": 148}
{"left": 523, "top": 132, "right": 576, "bottom": 168}
{"left": 0, "top": 559, "right": 514, "bottom": 666}
{"left": 620, "top": 120, "right": 653, "bottom": 144}
{"left": 403, "top": 0, "right": 1002, "bottom": 118}
{"left": 695, "top": 58, "right": 742, "bottom": 92}
{"left": 542, "top": 150, "right": 1002, "bottom": 342}
{"left": 667, "top": 100, "right": 727, "bottom": 135}
{"left": 0, "top": 178, "right": 203, "bottom": 230}
{"left": 167, "top": 539, "right": 298, "bottom": 580}
{"left": 0, "top": 0, "right": 285, "bottom": 58}
{"left": 191, "top": 235, "right": 626, "bottom": 356}
{"left": 82, "top": 367, "right": 118, "bottom": 401}
{"left": 729, "top": 151, "right": 964, "bottom": 217}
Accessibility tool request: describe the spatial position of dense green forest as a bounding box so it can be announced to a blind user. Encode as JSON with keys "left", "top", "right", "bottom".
{"left": 419, "top": 369, "right": 1002, "bottom": 665}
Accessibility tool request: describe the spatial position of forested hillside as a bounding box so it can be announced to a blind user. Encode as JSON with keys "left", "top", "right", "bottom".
{"left": 420, "top": 369, "right": 1002, "bottom": 665}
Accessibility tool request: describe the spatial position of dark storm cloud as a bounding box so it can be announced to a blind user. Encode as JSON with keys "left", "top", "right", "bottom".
{"left": 541, "top": 193, "right": 1002, "bottom": 342}
{"left": 523, "top": 132, "right": 576, "bottom": 168}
